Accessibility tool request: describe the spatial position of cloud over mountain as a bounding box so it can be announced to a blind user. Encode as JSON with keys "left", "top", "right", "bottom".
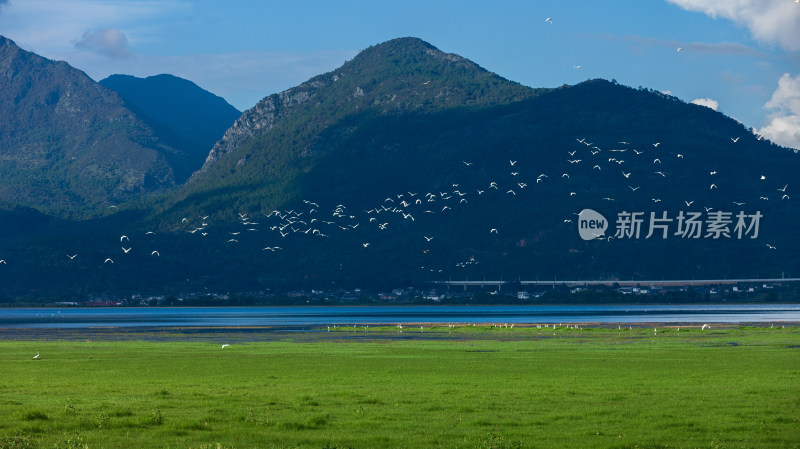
{"left": 667, "top": 0, "right": 800, "bottom": 51}
{"left": 759, "top": 73, "right": 800, "bottom": 151}
{"left": 691, "top": 97, "right": 719, "bottom": 111}
{"left": 74, "top": 27, "right": 132, "bottom": 59}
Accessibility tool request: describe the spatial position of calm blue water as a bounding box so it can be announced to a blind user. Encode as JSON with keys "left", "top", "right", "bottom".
{"left": 1, "top": 304, "right": 799, "bottom": 328}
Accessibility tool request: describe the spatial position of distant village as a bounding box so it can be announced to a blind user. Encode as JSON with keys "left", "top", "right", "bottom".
{"left": 51, "top": 279, "right": 799, "bottom": 307}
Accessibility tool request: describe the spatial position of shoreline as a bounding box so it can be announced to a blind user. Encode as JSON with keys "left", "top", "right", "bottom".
{"left": 2, "top": 321, "right": 797, "bottom": 342}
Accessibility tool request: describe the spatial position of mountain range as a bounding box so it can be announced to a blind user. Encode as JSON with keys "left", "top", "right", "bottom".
{"left": 0, "top": 36, "right": 238, "bottom": 218}
{"left": 0, "top": 36, "right": 798, "bottom": 299}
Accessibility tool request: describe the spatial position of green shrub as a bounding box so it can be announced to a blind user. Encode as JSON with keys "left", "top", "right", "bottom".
{"left": 0, "top": 433, "right": 35, "bottom": 449}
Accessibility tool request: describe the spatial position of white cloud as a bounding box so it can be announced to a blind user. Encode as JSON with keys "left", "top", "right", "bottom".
{"left": 666, "top": 0, "right": 800, "bottom": 51}
{"left": 758, "top": 73, "right": 800, "bottom": 150}
{"left": 74, "top": 28, "right": 131, "bottom": 59}
{"left": 691, "top": 97, "right": 719, "bottom": 111}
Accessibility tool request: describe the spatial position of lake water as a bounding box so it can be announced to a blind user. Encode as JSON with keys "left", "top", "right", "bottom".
{"left": 1, "top": 304, "right": 799, "bottom": 329}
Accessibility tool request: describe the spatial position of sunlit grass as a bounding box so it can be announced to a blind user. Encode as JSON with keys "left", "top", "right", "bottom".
{"left": 0, "top": 325, "right": 798, "bottom": 448}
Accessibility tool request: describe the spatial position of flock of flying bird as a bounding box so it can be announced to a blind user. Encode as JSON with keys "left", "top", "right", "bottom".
{"left": 60, "top": 134, "right": 790, "bottom": 272}
{"left": 0, "top": 134, "right": 792, "bottom": 270}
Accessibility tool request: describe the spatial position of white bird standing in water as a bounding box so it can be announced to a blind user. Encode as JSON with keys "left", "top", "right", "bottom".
{"left": 33, "top": 352, "right": 39, "bottom": 359}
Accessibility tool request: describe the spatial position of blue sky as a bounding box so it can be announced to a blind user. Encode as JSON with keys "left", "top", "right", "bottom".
{"left": 1, "top": 0, "right": 799, "bottom": 149}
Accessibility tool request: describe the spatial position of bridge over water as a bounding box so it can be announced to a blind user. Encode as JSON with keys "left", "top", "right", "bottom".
{"left": 435, "top": 278, "right": 800, "bottom": 290}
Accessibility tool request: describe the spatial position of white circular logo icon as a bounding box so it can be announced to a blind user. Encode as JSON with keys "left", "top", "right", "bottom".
{"left": 578, "top": 209, "right": 608, "bottom": 241}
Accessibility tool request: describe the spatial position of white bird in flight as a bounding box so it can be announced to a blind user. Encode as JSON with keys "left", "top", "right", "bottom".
{"left": 221, "top": 344, "right": 229, "bottom": 349}
{"left": 151, "top": 251, "right": 160, "bottom": 256}
{"left": 122, "top": 247, "right": 131, "bottom": 254}
{"left": 104, "top": 258, "right": 113, "bottom": 264}
{"left": 67, "top": 254, "right": 77, "bottom": 260}
{"left": 545, "top": 17, "right": 552, "bottom": 23}
{"left": 120, "top": 235, "right": 129, "bottom": 242}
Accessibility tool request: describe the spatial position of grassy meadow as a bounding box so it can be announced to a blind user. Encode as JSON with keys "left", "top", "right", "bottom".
{"left": 0, "top": 325, "right": 798, "bottom": 448}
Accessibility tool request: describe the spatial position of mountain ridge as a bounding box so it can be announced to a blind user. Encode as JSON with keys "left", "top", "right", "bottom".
{"left": 99, "top": 73, "right": 241, "bottom": 180}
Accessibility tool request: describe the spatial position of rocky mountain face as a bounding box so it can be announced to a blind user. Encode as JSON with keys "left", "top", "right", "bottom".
{"left": 99, "top": 74, "right": 240, "bottom": 180}
{"left": 0, "top": 36, "right": 185, "bottom": 218}
{"left": 182, "top": 37, "right": 540, "bottom": 192}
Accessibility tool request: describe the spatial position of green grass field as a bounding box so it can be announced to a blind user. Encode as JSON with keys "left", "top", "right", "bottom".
{"left": 0, "top": 325, "right": 798, "bottom": 448}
